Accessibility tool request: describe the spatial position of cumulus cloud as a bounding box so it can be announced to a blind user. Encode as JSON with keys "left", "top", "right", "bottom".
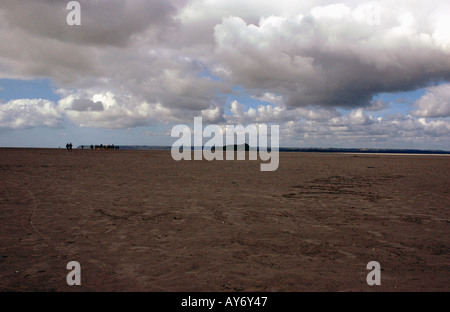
{"left": 58, "top": 91, "right": 177, "bottom": 129}
{"left": 227, "top": 100, "right": 291, "bottom": 124}
{"left": 70, "top": 99, "right": 104, "bottom": 112}
{"left": 365, "top": 99, "right": 390, "bottom": 111}
{"left": 213, "top": 2, "right": 450, "bottom": 108}
{"left": 0, "top": 99, "right": 62, "bottom": 129}
{"left": 223, "top": 99, "right": 449, "bottom": 148}
{"left": 412, "top": 83, "right": 450, "bottom": 118}
{"left": 282, "top": 110, "right": 450, "bottom": 148}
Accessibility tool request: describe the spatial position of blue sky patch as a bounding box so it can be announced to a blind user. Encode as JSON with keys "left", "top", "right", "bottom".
{"left": 0, "top": 78, "right": 60, "bottom": 103}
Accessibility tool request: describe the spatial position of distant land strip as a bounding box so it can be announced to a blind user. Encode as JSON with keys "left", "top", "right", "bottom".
{"left": 75, "top": 145, "right": 450, "bottom": 154}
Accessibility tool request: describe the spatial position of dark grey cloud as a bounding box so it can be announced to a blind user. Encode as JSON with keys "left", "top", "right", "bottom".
{"left": 70, "top": 99, "right": 104, "bottom": 112}
{"left": 213, "top": 7, "right": 450, "bottom": 109}
{"left": 0, "top": 0, "right": 177, "bottom": 47}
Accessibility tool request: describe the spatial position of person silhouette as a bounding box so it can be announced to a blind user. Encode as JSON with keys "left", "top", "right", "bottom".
{"left": 69, "top": 142, "right": 73, "bottom": 151}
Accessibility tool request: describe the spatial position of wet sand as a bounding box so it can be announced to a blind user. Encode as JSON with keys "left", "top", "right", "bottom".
{"left": 0, "top": 148, "right": 448, "bottom": 291}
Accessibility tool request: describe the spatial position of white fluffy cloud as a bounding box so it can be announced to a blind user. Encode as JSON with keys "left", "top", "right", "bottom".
{"left": 282, "top": 112, "right": 450, "bottom": 148}
{"left": 0, "top": 99, "right": 62, "bottom": 129}
{"left": 224, "top": 99, "right": 449, "bottom": 148}
{"left": 57, "top": 91, "right": 179, "bottom": 129}
{"left": 412, "top": 84, "right": 450, "bottom": 118}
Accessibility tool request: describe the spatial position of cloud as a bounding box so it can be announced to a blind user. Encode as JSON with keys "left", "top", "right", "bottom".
{"left": 412, "top": 83, "right": 450, "bottom": 118}
{"left": 348, "top": 108, "right": 374, "bottom": 125}
{"left": 70, "top": 99, "right": 104, "bottom": 112}
{"left": 365, "top": 99, "right": 390, "bottom": 111}
{"left": 58, "top": 91, "right": 178, "bottom": 129}
{"left": 282, "top": 110, "right": 450, "bottom": 148}
{"left": 224, "top": 99, "right": 449, "bottom": 148}
{"left": 213, "top": 2, "right": 450, "bottom": 108}
{"left": 226, "top": 97, "right": 342, "bottom": 125}
{"left": 0, "top": 99, "right": 62, "bottom": 129}
{"left": 0, "top": 0, "right": 177, "bottom": 47}
{"left": 252, "top": 92, "right": 284, "bottom": 106}
{"left": 227, "top": 100, "right": 292, "bottom": 124}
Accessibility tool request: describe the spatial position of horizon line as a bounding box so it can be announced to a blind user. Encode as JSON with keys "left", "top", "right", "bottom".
{"left": 1, "top": 145, "right": 449, "bottom": 154}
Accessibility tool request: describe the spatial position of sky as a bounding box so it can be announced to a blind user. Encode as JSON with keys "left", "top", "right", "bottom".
{"left": 0, "top": 0, "right": 449, "bottom": 149}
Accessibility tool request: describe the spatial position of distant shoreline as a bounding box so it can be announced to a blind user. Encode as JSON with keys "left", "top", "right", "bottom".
{"left": 1, "top": 146, "right": 449, "bottom": 155}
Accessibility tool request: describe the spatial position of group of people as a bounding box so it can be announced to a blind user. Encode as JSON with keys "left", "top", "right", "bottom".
{"left": 89, "top": 144, "right": 120, "bottom": 150}
{"left": 64, "top": 143, "right": 120, "bottom": 150}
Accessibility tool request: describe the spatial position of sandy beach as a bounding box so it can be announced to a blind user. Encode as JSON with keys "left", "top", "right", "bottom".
{"left": 0, "top": 148, "right": 448, "bottom": 291}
